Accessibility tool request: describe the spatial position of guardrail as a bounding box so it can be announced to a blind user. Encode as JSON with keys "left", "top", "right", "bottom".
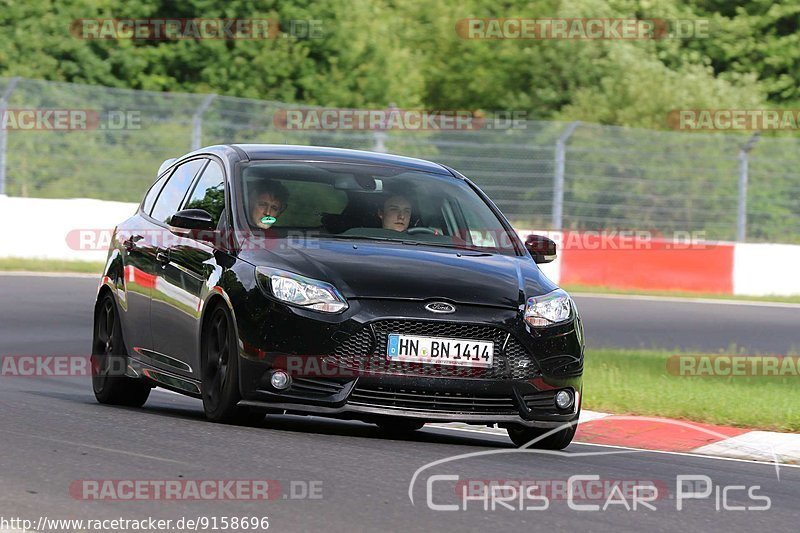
{"left": 2, "top": 196, "right": 797, "bottom": 296}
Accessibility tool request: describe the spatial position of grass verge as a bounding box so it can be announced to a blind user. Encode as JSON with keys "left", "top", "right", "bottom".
{"left": 0, "top": 257, "right": 105, "bottom": 274}
{"left": 563, "top": 283, "right": 800, "bottom": 305}
{"left": 584, "top": 348, "right": 800, "bottom": 432}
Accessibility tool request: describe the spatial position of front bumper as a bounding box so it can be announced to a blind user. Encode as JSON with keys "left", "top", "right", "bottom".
{"left": 238, "top": 372, "right": 580, "bottom": 428}
{"left": 234, "top": 297, "right": 583, "bottom": 427}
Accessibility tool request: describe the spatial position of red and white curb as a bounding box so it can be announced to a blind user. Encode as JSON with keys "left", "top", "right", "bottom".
{"left": 432, "top": 410, "right": 800, "bottom": 465}
{"left": 519, "top": 229, "right": 800, "bottom": 297}
{"left": 153, "top": 388, "right": 800, "bottom": 464}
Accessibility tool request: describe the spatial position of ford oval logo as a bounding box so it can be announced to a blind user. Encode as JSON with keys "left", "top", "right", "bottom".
{"left": 425, "top": 302, "right": 456, "bottom": 314}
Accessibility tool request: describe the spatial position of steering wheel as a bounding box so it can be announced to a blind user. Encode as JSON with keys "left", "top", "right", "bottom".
{"left": 407, "top": 227, "right": 436, "bottom": 235}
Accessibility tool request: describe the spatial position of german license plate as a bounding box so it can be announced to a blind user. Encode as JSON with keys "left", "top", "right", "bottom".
{"left": 386, "top": 334, "right": 493, "bottom": 368}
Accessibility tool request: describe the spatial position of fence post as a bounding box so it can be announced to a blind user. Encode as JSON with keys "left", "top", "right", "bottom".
{"left": 372, "top": 130, "right": 387, "bottom": 153}
{"left": 552, "top": 121, "right": 580, "bottom": 231}
{"left": 191, "top": 94, "right": 217, "bottom": 151}
{"left": 0, "top": 77, "right": 21, "bottom": 195}
{"left": 372, "top": 103, "right": 397, "bottom": 153}
{"left": 737, "top": 132, "right": 761, "bottom": 242}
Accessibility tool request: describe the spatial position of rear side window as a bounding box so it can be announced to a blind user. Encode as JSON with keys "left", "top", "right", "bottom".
{"left": 184, "top": 161, "right": 226, "bottom": 226}
{"left": 150, "top": 159, "right": 206, "bottom": 224}
{"left": 142, "top": 173, "right": 168, "bottom": 214}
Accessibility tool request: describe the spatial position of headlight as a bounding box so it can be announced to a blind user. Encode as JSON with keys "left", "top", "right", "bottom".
{"left": 256, "top": 267, "right": 348, "bottom": 313}
{"left": 524, "top": 289, "right": 573, "bottom": 327}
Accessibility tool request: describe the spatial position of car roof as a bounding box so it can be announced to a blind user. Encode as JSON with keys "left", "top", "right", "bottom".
{"left": 229, "top": 144, "right": 452, "bottom": 176}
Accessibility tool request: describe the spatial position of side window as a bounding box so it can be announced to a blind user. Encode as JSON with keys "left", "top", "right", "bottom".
{"left": 184, "top": 161, "right": 226, "bottom": 226}
{"left": 461, "top": 202, "right": 498, "bottom": 247}
{"left": 141, "top": 173, "right": 168, "bottom": 214}
{"left": 150, "top": 159, "right": 206, "bottom": 224}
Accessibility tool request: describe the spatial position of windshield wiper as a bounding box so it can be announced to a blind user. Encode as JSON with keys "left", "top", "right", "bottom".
{"left": 321, "top": 234, "right": 412, "bottom": 244}
{"left": 399, "top": 240, "right": 494, "bottom": 254}
{"left": 321, "top": 234, "right": 497, "bottom": 254}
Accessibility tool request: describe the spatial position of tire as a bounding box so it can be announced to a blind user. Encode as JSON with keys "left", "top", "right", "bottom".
{"left": 201, "top": 304, "right": 245, "bottom": 423}
{"left": 507, "top": 421, "right": 577, "bottom": 450}
{"left": 91, "top": 293, "right": 151, "bottom": 407}
{"left": 375, "top": 417, "right": 425, "bottom": 434}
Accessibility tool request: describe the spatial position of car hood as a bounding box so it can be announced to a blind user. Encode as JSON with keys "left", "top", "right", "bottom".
{"left": 240, "top": 238, "right": 557, "bottom": 309}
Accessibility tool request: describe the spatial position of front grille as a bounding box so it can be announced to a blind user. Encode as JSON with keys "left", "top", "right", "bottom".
{"left": 349, "top": 385, "right": 519, "bottom": 415}
{"left": 504, "top": 337, "right": 539, "bottom": 379}
{"left": 329, "top": 319, "right": 536, "bottom": 379}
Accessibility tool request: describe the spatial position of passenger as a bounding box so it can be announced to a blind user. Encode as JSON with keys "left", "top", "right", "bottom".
{"left": 378, "top": 194, "right": 412, "bottom": 232}
{"left": 250, "top": 180, "right": 289, "bottom": 229}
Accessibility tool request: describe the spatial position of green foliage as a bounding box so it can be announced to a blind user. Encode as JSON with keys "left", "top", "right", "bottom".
{"left": 0, "top": 0, "right": 797, "bottom": 243}
{"left": 555, "top": 45, "right": 762, "bottom": 129}
{"left": 0, "top": 0, "right": 787, "bottom": 123}
{"left": 687, "top": 0, "right": 800, "bottom": 104}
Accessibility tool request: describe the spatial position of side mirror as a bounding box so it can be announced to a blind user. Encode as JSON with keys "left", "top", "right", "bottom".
{"left": 169, "top": 209, "right": 216, "bottom": 232}
{"left": 525, "top": 234, "right": 557, "bottom": 264}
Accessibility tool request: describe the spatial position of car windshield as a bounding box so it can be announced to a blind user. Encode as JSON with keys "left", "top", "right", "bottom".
{"left": 236, "top": 161, "right": 519, "bottom": 255}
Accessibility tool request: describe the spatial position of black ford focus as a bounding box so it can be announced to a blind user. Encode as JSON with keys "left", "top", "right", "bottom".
{"left": 92, "top": 144, "right": 584, "bottom": 449}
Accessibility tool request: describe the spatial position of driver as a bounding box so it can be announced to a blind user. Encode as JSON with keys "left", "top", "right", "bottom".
{"left": 378, "top": 194, "right": 412, "bottom": 232}
{"left": 250, "top": 180, "right": 289, "bottom": 229}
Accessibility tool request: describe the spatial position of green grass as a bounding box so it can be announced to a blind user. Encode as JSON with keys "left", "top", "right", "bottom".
{"left": 0, "top": 257, "right": 105, "bottom": 274}
{"left": 563, "top": 283, "right": 800, "bottom": 304}
{"left": 584, "top": 348, "right": 800, "bottom": 432}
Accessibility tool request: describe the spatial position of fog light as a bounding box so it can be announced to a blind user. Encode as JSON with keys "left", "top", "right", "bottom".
{"left": 555, "top": 389, "right": 573, "bottom": 410}
{"left": 270, "top": 370, "right": 291, "bottom": 390}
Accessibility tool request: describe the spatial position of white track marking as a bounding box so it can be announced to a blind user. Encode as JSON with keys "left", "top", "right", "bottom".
{"left": 427, "top": 410, "right": 610, "bottom": 436}
{"left": 575, "top": 410, "right": 612, "bottom": 422}
{"left": 694, "top": 431, "right": 800, "bottom": 464}
{"left": 427, "top": 424, "right": 800, "bottom": 469}
{"left": 0, "top": 271, "right": 98, "bottom": 278}
{"left": 571, "top": 441, "right": 800, "bottom": 470}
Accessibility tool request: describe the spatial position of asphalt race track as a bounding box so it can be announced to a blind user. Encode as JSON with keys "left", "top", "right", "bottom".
{"left": 575, "top": 293, "right": 800, "bottom": 353}
{"left": 1, "top": 274, "right": 799, "bottom": 532}
{"left": 4, "top": 274, "right": 799, "bottom": 355}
